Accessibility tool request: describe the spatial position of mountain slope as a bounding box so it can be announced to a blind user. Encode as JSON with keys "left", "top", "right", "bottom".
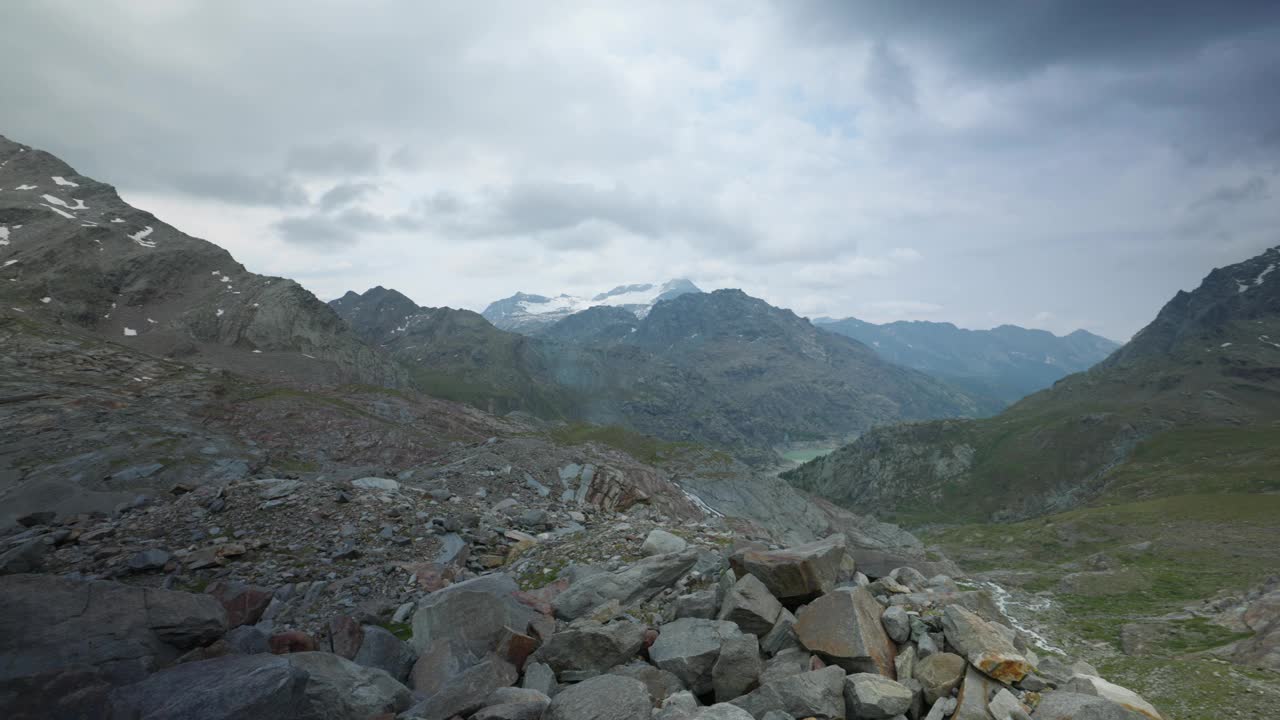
{"left": 815, "top": 317, "right": 1119, "bottom": 405}
{"left": 482, "top": 278, "right": 700, "bottom": 333}
{"left": 336, "top": 286, "right": 992, "bottom": 463}
{"left": 784, "top": 245, "right": 1280, "bottom": 523}
{"left": 0, "top": 135, "right": 402, "bottom": 387}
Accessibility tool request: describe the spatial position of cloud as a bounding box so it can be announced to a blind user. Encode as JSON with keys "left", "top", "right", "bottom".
{"left": 1193, "top": 176, "right": 1269, "bottom": 209}
{"left": 319, "top": 182, "right": 379, "bottom": 211}
{"left": 865, "top": 41, "right": 916, "bottom": 108}
{"left": 170, "top": 171, "right": 308, "bottom": 207}
{"left": 275, "top": 215, "right": 353, "bottom": 250}
{"left": 286, "top": 140, "right": 380, "bottom": 175}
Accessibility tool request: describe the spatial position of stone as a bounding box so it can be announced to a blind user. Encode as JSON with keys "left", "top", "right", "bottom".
{"left": 497, "top": 626, "right": 539, "bottom": 671}
{"left": 1063, "top": 675, "right": 1163, "bottom": 719}
{"left": 643, "top": 529, "right": 689, "bottom": 556}
{"left": 0, "top": 538, "right": 45, "bottom": 575}
{"left": 655, "top": 691, "right": 700, "bottom": 720}
{"left": 759, "top": 648, "right": 811, "bottom": 685}
{"left": 713, "top": 632, "right": 763, "bottom": 702}
{"left": 408, "top": 656, "right": 519, "bottom": 720}
{"left": 16, "top": 511, "right": 56, "bottom": 527}
{"left": 286, "top": 651, "right": 413, "bottom": 718}
{"left": 844, "top": 672, "right": 913, "bottom": 719}
{"left": 718, "top": 573, "right": 783, "bottom": 636}
{"left": 609, "top": 662, "right": 687, "bottom": 706}
{"left": 913, "top": 652, "right": 965, "bottom": 704}
{"left": 924, "top": 697, "right": 957, "bottom": 720}
{"left": 760, "top": 609, "right": 799, "bottom": 656}
{"left": 107, "top": 654, "right": 308, "bottom": 720}
{"left": 730, "top": 534, "right": 854, "bottom": 603}
{"left": 942, "top": 604, "right": 1032, "bottom": 684}
{"left": 522, "top": 661, "right": 558, "bottom": 697}
{"left": 649, "top": 618, "right": 743, "bottom": 696}
{"left": 474, "top": 700, "right": 551, "bottom": 720}
{"left": 794, "top": 587, "right": 896, "bottom": 677}
{"left": 676, "top": 589, "right": 720, "bottom": 619}
{"left": 352, "top": 476, "right": 400, "bottom": 491}
{"left": 224, "top": 625, "right": 270, "bottom": 655}
{"left": 1032, "top": 691, "right": 1152, "bottom": 719}
{"left": 0, "top": 574, "right": 228, "bottom": 691}
{"left": 254, "top": 478, "right": 301, "bottom": 499}
{"left": 126, "top": 548, "right": 171, "bottom": 572}
{"left": 694, "top": 705, "right": 757, "bottom": 720}
{"left": 881, "top": 606, "right": 911, "bottom": 643}
{"left": 532, "top": 621, "right": 647, "bottom": 676}
{"left": 988, "top": 688, "right": 1030, "bottom": 720}
{"left": 553, "top": 550, "right": 698, "bottom": 620}
{"left": 894, "top": 645, "right": 916, "bottom": 682}
{"left": 353, "top": 625, "right": 417, "bottom": 682}
{"left": 728, "top": 666, "right": 846, "bottom": 720}
{"left": 545, "top": 674, "right": 651, "bottom": 720}
{"left": 328, "top": 615, "right": 364, "bottom": 659}
{"left": 954, "top": 664, "right": 1002, "bottom": 720}
{"left": 206, "top": 581, "right": 273, "bottom": 628}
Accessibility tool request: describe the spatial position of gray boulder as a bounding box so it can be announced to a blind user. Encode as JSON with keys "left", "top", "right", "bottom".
{"left": 108, "top": 654, "right": 307, "bottom": 720}
{"left": 407, "top": 656, "right": 519, "bottom": 720}
{"left": 924, "top": 697, "right": 958, "bottom": 720}
{"left": 0, "top": 574, "right": 227, "bottom": 689}
{"left": 1061, "top": 675, "right": 1163, "bottom": 719}
{"left": 0, "top": 539, "right": 45, "bottom": 575}
{"left": 942, "top": 605, "right": 1031, "bottom": 684}
{"left": 844, "top": 673, "right": 913, "bottom": 719}
{"left": 553, "top": 550, "right": 698, "bottom": 620}
{"left": 609, "top": 662, "right": 687, "bottom": 706}
{"left": 718, "top": 574, "right": 783, "bottom": 636}
{"left": 913, "top": 652, "right": 965, "bottom": 704}
{"left": 353, "top": 625, "right": 417, "bottom": 682}
{"left": 760, "top": 609, "right": 799, "bottom": 656}
{"left": 523, "top": 661, "right": 558, "bottom": 697}
{"left": 881, "top": 606, "right": 911, "bottom": 644}
{"left": 713, "top": 632, "right": 762, "bottom": 702}
{"left": 532, "top": 621, "right": 647, "bottom": 676}
{"left": 693, "top": 704, "right": 757, "bottom": 720}
{"left": 728, "top": 666, "right": 846, "bottom": 720}
{"left": 654, "top": 690, "right": 700, "bottom": 720}
{"left": 759, "top": 648, "right": 812, "bottom": 685}
{"left": 643, "top": 529, "right": 689, "bottom": 556}
{"left": 649, "top": 618, "right": 744, "bottom": 695}
{"left": 954, "top": 664, "right": 1003, "bottom": 720}
{"left": 676, "top": 589, "right": 720, "bottom": 619}
{"left": 473, "top": 688, "right": 553, "bottom": 720}
{"left": 794, "top": 587, "right": 896, "bottom": 676}
{"left": 730, "top": 534, "right": 854, "bottom": 603}
{"left": 1031, "top": 691, "right": 1151, "bottom": 719}
{"left": 286, "top": 652, "right": 413, "bottom": 718}
{"left": 545, "top": 674, "right": 651, "bottom": 720}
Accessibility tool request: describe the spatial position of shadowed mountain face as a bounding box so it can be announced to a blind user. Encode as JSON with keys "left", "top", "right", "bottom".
{"left": 0, "top": 135, "right": 402, "bottom": 387}
{"left": 333, "top": 287, "right": 993, "bottom": 463}
{"left": 814, "top": 317, "right": 1119, "bottom": 406}
{"left": 785, "top": 245, "right": 1280, "bottom": 523}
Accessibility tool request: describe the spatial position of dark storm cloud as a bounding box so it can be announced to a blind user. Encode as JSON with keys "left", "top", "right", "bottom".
{"left": 319, "top": 182, "right": 379, "bottom": 211}
{"left": 275, "top": 215, "right": 351, "bottom": 250}
{"left": 170, "top": 171, "right": 309, "bottom": 207}
{"left": 286, "top": 140, "right": 380, "bottom": 175}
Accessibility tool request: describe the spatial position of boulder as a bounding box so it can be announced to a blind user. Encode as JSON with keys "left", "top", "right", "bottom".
{"left": 676, "top": 589, "right": 720, "bottom": 619}
{"left": 523, "top": 661, "right": 559, "bottom": 697}
{"left": 649, "top": 618, "right": 743, "bottom": 695}
{"left": 0, "top": 539, "right": 45, "bottom": 575}
{"left": 844, "top": 673, "right": 913, "bottom": 719}
{"left": 760, "top": 609, "right": 799, "bottom": 656}
{"left": 794, "top": 587, "right": 896, "bottom": 677}
{"left": 989, "top": 688, "right": 1030, "bottom": 720}
{"left": 942, "top": 605, "right": 1032, "bottom": 683}
{"left": 924, "top": 697, "right": 958, "bottom": 720}
{"left": 553, "top": 550, "right": 698, "bottom": 620}
{"left": 730, "top": 534, "right": 854, "bottom": 603}
{"left": 327, "top": 615, "right": 364, "bottom": 659}
{"left": 643, "top": 529, "right": 689, "bottom": 556}
{"left": 0, "top": 574, "right": 227, "bottom": 690}
{"left": 1062, "top": 675, "right": 1163, "bottom": 719}
{"left": 352, "top": 476, "right": 400, "bottom": 491}
{"left": 728, "top": 666, "right": 846, "bottom": 720}
{"left": 954, "top": 664, "right": 1003, "bottom": 720}
{"left": 693, "top": 705, "right": 758, "bottom": 720}
{"left": 1032, "top": 691, "right": 1151, "bottom": 719}
{"left": 474, "top": 687, "right": 553, "bottom": 720}
{"left": 286, "top": 651, "right": 412, "bottom": 718}
{"left": 713, "top": 632, "right": 763, "bottom": 702}
{"left": 760, "top": 648, "right": 812, "bottom": 685}
{"left": 609, "top": 662, "right": 687, "bottom": 706}
{"left": 655, "top": 690, "right": 700, "bottom": 720}
{"left": 126, "top": 548, "right": 171, "bottom": 572}
{"left": 353, "top": 625, "right": 417, "bottom": 682}
{"left": 913, "top": 652, "right": 965, "bottom": 704}
{"left": 545, "top": 674, "right": 651, "bottom": 720}
{"left": 881, "top": 606, "right": 911, "bottom": 643}
{"left": 107, "top": 654, "right": 308, "bottom": 720}
{"left": 224, "top": 625, "right": 270, "bottom": 655}
{"left": 893, "top": 645, "right": 916, "bottom": 682}
{"left": 532, "top": 621, "right": 647, "bottom": 676}
{"left": 718, "top": 574, "right": 783, "bottom": 636}
{"left": 407, "top": 656, "right": 519, "bottom": 720}
{"left": 205, "top": 581, "right": 273, "bottom": 628}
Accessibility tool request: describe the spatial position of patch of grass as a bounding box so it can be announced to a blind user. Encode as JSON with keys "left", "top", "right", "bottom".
{"left": 381, "top": 621, "right": 413, "bottom": 642}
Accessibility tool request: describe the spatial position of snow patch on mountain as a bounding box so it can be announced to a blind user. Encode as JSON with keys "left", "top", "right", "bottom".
{"left": 483, "top": 278, "right": 701, "bottom": 332}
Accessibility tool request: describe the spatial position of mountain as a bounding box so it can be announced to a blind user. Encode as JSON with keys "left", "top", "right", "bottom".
{"left": 482, "top": 278, "right": 701, "bottom": 333}
{"left": 336, "top": 286, "right": 993, "bottom": 462}
{"left": 814, "top": 317, "right": 1119, "bottom": 405}
{"left": 0, "top": 134, "right": 402, "bottom": 387}
{"left": 785, "top": 245, "right": 1280, "bottom": 524}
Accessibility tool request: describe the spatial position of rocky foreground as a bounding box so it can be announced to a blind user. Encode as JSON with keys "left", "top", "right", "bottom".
{"left": 1, "top": 485, "right": 1165, "bottom": 720}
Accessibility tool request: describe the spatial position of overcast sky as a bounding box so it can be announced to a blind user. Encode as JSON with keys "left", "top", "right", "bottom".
{"left": 3, "top": 1, "right": 1279, "bottom": 340}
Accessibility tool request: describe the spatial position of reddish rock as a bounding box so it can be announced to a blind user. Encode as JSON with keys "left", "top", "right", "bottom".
{"left": 794, "top": 587, "right": 897, "bottom": 678}
{"left": 329, "top": 615, "right": 365, "bottom": 659}
{"left": 643, "top": 628, "right": 660, "bottom": 649}
{"left": 206, "top": 581, "right": 273, "bottom": 628}
{"left": 269, "top": 630, "right": 318, "bottom": 655}
{"left": 496, "top": 626, "right": 538, "bottom": 670}
{"left": 400, "top": 562, "right": 457, "bottom": 592}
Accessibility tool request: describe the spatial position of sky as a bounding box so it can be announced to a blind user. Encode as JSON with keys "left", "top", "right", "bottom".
{"left": 2, "top": 1, "right": 1279, "bottom": 341}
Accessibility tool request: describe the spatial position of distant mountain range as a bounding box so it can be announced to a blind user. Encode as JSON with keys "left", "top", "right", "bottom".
{"left": 334, "top": 286, "right": 994, "bottom": 462}
{"left": 482, "top": 279, "right": 701, "bottom": 332}
{"left": 786, "top": 245, "right": 1280, "bottom": 522}
{"left": 813, "top": 317, "right": 1119, "bottom": 405}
